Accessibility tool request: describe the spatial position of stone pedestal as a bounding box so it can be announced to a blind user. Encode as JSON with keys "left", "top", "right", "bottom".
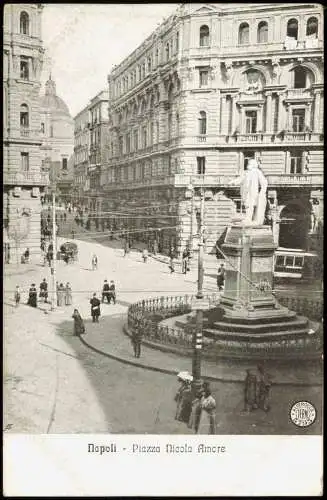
{"left": 220, "top": 223, "right": 276, "bottom": 316}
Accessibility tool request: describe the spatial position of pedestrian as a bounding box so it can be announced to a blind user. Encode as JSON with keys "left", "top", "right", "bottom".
{"left": 90, "top": 293, "right": 101, "bottom": 322}
{"left": 72, "top": 308, "right": 85, "bottom": 336}
{"left": 131, "top": 323, "right": 142, "bottom": 358}
{"left": 217, "top": 263, "right": 226, "bottom": 291}
{"left": 91, "top": 254, "right": 98, "bottom": 271}
{"left": 182, "top": 248, "right": 190, "bottom": 274}
{"left": 153, "top": 239, "right": 158, "bottom": 255}
{"left": 123, "top": 239, "right": 129, "bottom": 257}
{"left": 102, "top": 280, "right": 110, "bottom": 303}
{"left": 108, "top": 280, "right": 116, "bottom": 304}
{"left": 22, "top": 247, "right": 30, "bottom": 264}
{"left": 256, "top": 364, "right": 272, "bottom": 412}
{"left": 71, "top": 229, "right": 75, "bottom": 239}
{"left": 142, "top": 248, "right": 148, "bottom": 263}
{"left": 14, "top": 285, "right": 21, "bottom": 307}
{"left": 57, "top": 283, "right": 65, "bottom": 307}
{"left": 188, "top": 387, "right": 204, "bottom": 433}
{"left": 63, "top": 211, "right": 67, "bottom": 222}
{"left": 27, "top": 283, "right": 37, "bottom": 308}
{"left": 65, "top": 282, "right": 73, "bottom": 306}
{"left": 197, "top": 382, "right": 217, "bottom": 434}
{"left": 39, "top": 278, "right": 48, "bottom": 303}
{"left": 169, "top": 255, "right": 175, "bottom": 273}
{"left": 174, "top": 372, "right": 193, "bottom": 423}
{"left": 242, "top": 369, "right": 258, "bottom": 413}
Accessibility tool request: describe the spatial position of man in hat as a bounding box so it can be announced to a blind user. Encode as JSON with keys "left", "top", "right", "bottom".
{"left": 108, "top": 280, "right": 116, "bottom": 304}
{"left": 102, "top": 280, "right": 110, "bottom": 303}
{"left": 90, "top": 293, "right": 101, "bottom": 322}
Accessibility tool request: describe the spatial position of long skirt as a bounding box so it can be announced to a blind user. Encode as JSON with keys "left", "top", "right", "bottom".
{"left": 28, "top": 293, "right": 37, "bottom": 307}
{"left": 57, "top": 291, "right": 65, "bottom": 306}
{"left": 65, "top": 291, "right": 72, "bottom": 306}
{"left": 197, "top": 409, "right": 216, "bottom": 435}
{"left": 74, "top": 317, "right": 85, "bottom": 335}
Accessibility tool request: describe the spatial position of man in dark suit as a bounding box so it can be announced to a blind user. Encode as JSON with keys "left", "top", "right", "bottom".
{"left": 90, "top": 293, "right": 101, "bottom": 322}
{"left": 102, "top": 280, "right": 110, "bottom": 303}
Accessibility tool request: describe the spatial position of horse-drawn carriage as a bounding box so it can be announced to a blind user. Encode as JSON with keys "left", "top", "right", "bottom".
{"left": 57, "top": 242, "right": 78, "bottom": 263}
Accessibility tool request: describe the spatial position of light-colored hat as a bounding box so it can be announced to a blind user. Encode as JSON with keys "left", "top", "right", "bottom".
{"left": 177, "top": 371, "right": 193, "bottom": 382}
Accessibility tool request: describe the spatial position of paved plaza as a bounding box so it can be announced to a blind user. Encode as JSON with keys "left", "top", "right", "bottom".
{"left": 4, "top": 237, "right": 323, "bottom": 435}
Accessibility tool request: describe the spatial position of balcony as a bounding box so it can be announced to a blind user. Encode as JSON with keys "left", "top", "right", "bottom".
{"left": 4, "top": 171, "right": 49, "bottom": 186}
{"left": 20, "top": 127, "right": 29, "bottom": 137}
{"left": 266, "top": 174, "right": 323, "bottom": 188}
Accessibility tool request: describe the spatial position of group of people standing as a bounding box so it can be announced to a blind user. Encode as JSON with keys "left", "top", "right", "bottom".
{"left": 56, "top": 282, "right": 73, "bottom": 307}
{"left": 243, "top": 364, "right": 272, "bottom": 413}
{"left": 101, "top": 280, "right": 116, "bottom": 304}
{"left": 174, "top": 373, "right": 217, "bottom": 434}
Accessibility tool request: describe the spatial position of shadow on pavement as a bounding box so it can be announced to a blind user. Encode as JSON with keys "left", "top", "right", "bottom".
{"left": 53, "top": 313, "right": 323, "bottom": 435}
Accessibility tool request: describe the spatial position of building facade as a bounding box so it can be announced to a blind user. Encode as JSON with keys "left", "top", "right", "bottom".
{"left": 39, "top": 75, "right": 74, "bottom": 201}
{"left": 103, "top": 3, "right": 323, "bottom": 258}
{"left": 73, "top": 90, "right": 110, "bottom": 212}
{"left": 73, "top": 104, "right": 90, "bottom": 206}
{"left": 3, "top": 3, "right": 47, "bottom": 264}
{"left": 87, "top": 90, "right": 110, "bottom": 213}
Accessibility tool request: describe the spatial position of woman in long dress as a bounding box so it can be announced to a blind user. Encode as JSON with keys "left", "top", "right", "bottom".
{"left": 72, "top": 309, "right": 85, "bottom": 336}
{"left": 175, "top": 375, "right": 193, "bottom": 423}
{"left": 197, "top": 383, "right": 217, "bottom": 435}
{"left": 57, "top": 283, "right": 65, "bottom": 307}
{"left": 27, "top": 284, "right": 37, "bottom": 308}
{"left": 65, "top": 282, "right": 73, "bottom": 306}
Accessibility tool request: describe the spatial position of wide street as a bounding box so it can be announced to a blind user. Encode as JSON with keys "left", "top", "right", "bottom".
{"left": 4, "top": 236, "right": 322, "bottom": 435}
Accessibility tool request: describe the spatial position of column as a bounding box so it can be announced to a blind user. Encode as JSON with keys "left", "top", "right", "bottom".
{"left": 230, "top": 95, "right": 237, "bottom": 133}
{"left": 257, "top": 104, "right": 264, "bottom": 132}
{"left": 313, "top": 91, "right": 321, "bottom": 132}
{"left": 265, "top": 92, "right": 272, "bottom": 133}
{"left": 277, "top": 93, "right": 285, "bottom": 131}
{"left": 220, "top": 94, "right": 227, "bottom": 134}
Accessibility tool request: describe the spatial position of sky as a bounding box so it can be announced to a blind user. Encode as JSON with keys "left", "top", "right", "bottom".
{"left": 41, "top": 3, "right": 179, "bottom": 116}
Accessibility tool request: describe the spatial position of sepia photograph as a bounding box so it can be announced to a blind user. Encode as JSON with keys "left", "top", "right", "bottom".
{"left": 3, "top": 2, "right": 323, "bottom": 496}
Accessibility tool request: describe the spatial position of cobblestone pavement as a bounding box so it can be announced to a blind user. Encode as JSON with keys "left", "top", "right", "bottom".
{"left": 3, "top": 237, "right": 323, "bottom": 434}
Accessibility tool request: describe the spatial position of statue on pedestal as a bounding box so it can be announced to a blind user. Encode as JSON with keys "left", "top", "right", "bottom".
{"left": 229, "top": 159, "right": 268, "bottom": 225}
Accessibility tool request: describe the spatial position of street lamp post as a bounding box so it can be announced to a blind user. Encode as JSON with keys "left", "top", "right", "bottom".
{"left": 192, "top": 187, "right": 205, "bottom": 394}
{"left": 51, "top": 182, "right": 57, "bottom": 311}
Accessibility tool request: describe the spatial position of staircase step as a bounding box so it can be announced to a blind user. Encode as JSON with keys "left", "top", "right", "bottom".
{"left": 203, "top": 327, "right": 311, "bottom": 341}
{"left": 210, "top": 317, "right": 308, "bottom": 333}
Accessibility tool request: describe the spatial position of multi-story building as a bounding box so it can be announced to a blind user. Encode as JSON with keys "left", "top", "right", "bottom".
{"left": 87, "top": 90, "right": 110, "bottom": 213}
{"left": 73, "top": 90, "right": 110, "bottom": 212}
{"left": 103, "top": 2, "right": 323, "bottom": 258}
{"left": 3, "top": 4, "right": 47, "bottom": 264}
{"left": 39, "top": 75, "right": 74, "bottom": 201}
{"left": 73, "top": 104, "right": 90, "bottom": 207}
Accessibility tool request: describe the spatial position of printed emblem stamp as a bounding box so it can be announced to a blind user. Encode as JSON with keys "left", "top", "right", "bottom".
{"left": 290, "top": 401, "right": 317, "bottom": 428}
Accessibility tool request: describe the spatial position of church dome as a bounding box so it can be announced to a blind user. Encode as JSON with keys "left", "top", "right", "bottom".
{"left": 40, "top": 75, "right": 71, "bottom": 117}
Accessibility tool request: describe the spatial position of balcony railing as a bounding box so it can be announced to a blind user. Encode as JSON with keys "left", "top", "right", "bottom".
{"left": 101, "top": 172, "right": 323, "bottom": 191}
{"left": 20, "top": 127, "right": 29, "bottom": 137}
{"left": 4, "top": 171, "right": 49, "bottom": 186}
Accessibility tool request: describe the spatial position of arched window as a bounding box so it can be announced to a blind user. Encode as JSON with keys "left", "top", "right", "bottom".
{"left": 199, "top": 25, "right": 210, "bottom": 46}
{"left": 155, "top": 48, "right": 159, "bottom": 66}
{"left": 287, "top": 18, "right": 298, "bottom": 39}
{"left": 198, "top": 111, "right": 207, "bottom": 135}
{"left": 20, "top": 104, "right": 29, "bottom": 127}
{"left": 20, "top": 11, "right": 29, "bottom": 35}
{"left": 257, "top": 21, "right": 268, "bottom": 43}
{"left": 306, "top": 17, "right": 318, "bottom": 37}
{"left": 147, "top": 56, "right": 152, "bottom": 73}
{"left": 142, "top": 62, "right": 146, "bottom": 78}
{"left": 165, "top": 43, "right": 170, "bottom": 61}
{"left": 239, "top": 23, "right": 249, "bottom": 45}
